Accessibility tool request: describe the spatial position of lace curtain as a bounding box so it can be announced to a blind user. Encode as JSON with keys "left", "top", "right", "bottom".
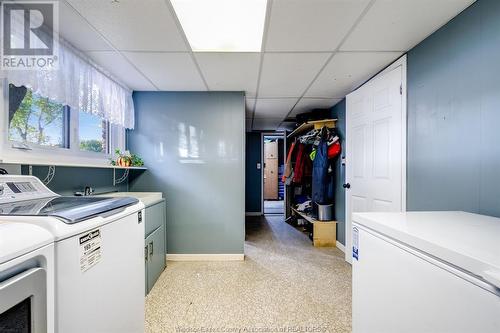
{"left": 6, "top": 40, "right": 135, "bottom": 129}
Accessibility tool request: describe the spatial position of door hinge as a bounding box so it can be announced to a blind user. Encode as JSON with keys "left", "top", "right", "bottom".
{"left": 400, "top": 84, "right": 403, "bottom": 95}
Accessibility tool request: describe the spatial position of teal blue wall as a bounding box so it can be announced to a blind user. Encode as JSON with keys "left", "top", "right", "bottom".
{"left": 0, "top": 164, "right": 128, "bottom": 195}
{"left": 128, "top": 92, "right": 245, "bottom": 254}
{"left": 24, "top": 166, "right": 129, "bottom": 195}
{"left": 245, "top": 132, "right": 262, "bottom": 213}
{"left": 407, "top": 0, "right": 500, "bottom": 217}
{"left": 329, "top": 100, "right": 346, "bottom": 245}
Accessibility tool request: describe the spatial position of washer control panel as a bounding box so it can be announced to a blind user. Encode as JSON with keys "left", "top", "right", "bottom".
{"left": 0, "top": 175, "right": 57, "bottom": 203}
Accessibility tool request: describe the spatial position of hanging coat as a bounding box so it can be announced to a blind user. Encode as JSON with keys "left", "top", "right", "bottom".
{"left": 282, "top": 141, "right": 296, "bottom": 183}
{"left": 293, "top": 143, "right": 307, "bottom": 183}
{"left": 312, "top": 138, "right": 330, "bottom": 204}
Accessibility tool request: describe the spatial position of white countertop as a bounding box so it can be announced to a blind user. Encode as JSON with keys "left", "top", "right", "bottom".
{"left": 352, "top": 211, "right": 500, "bottom": 288}
{"left": 97, "top": 192, "right": 163, "bottom": 207}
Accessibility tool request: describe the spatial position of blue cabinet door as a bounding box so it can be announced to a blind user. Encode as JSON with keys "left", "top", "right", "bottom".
{"left": 145, "top": 225, "right": 165, "bottom": 293}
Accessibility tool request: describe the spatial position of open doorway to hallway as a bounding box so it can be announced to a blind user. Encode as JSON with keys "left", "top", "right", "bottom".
{"left": 262, "top": 134, "right": 285, "bottom": 215}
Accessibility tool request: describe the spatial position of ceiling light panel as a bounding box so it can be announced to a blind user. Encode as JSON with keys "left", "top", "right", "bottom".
{"left": 171, "top": 0, "right": 267, "bottom": 52}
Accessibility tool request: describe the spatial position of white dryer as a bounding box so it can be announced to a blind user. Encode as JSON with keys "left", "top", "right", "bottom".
{"left": 0, "top": 221, "right": 55, "bottom": 333}
{"left": 0, "top": 175, "right": 145, "bottom": 333}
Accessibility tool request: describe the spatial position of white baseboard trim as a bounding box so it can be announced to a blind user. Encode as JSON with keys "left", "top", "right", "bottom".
{"left": 166, "top": 253, "right": 245, "bottom": 261}
{"left": 336, "top": 241, "right": 345, "bottom": 253}
{"left": 245, "top": 212, "right": 262, "bottom": 216}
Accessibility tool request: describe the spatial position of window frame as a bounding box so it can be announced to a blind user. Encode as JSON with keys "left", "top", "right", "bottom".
{"left": 76, "top": 110, "right": 111, "bottom": 155}
{"left": 0, "top": 79, "right": 126, "bottom": 167}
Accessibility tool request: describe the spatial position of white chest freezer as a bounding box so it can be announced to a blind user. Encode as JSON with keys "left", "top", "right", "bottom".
{"left": 351, "top": 211, "right": 500, "bottom": 333}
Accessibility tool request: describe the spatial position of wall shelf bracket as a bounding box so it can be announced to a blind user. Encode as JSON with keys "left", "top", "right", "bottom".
{"left": 113, "top": 168, "right": 129, "bottom": 186}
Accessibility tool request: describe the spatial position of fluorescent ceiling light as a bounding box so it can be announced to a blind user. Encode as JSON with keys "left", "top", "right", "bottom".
{"left": 171, "top": 0, "right": 267, "bottom": 52}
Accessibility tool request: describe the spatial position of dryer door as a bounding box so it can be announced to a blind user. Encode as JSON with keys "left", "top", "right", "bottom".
{"left": 0, "top": 268, "right": 47, "bottom": 333}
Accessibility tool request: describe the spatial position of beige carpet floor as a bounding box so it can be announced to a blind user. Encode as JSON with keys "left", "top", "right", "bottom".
{"left": 145, "top": 215, "right": 352, "bottom": 333}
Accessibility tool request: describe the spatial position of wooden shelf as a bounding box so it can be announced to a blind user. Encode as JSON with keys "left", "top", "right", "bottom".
{"left": 1, "top": 159, "right": 147, "bottom": 170}
{"left": 291, "top": 207, "right": 335, "bottom": 223}
{"left": 291, "top": 207, "right": 337, "bottom": 247}
{"left": 287, "top": 118, "right": 337, "bottom": 139}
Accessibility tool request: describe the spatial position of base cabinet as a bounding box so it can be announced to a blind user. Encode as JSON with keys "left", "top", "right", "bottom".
{"left": 144, "top": 200, "right": 166, "bottom": 294}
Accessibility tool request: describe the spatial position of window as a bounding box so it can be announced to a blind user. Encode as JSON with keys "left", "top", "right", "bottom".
{"left": 8, "top": 86, "right": 69, "bottom": 148}
{"left": 5, "top": 84, "right": 125, "bottom": 164}
{"left": 79, "top": 112, "right": 108, "bottom": 153}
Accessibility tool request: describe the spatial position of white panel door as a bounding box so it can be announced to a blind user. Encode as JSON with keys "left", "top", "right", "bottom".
{"left": 345, "top": 64, "right": 405, "bottom": 263}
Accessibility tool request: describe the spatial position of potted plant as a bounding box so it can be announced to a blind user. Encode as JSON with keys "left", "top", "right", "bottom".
{"left": 110, "top": 149, "right": 144, "bottom": 167}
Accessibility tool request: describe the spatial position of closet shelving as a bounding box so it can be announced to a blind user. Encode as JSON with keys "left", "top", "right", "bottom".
{"left": 287, "top": 118, "right": 337, "bottom": 139}
{"left": 285, "top": 117, "right": 339, "bottom": 247}
{"left": 291, "top": 207, "right": 337, "bottom": 247}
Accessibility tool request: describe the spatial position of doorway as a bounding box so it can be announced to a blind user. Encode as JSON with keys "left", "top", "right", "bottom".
{"left": 262, "top": 134, "right": 285, "bottom": 215}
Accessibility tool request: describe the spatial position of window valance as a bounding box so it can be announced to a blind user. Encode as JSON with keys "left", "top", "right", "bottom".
{"left": 6, "top": 39, "right": 135, "bottom": 129}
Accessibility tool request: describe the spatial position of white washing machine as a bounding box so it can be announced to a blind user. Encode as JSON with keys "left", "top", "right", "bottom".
{"left": 0, "top": 175, "right": 146, "bottom": 333}
{"left": 0, "top": 221, "right": 55, "bottom": 333}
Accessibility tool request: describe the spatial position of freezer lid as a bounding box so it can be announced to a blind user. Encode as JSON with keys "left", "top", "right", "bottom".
{"left": 0, "top": 196, "right": 139, "bottom": 224}
{"left": 352, "top": 211, "right": 500, "bottom": 288}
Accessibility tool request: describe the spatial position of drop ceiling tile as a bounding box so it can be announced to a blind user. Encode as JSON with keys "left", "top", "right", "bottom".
{"left": 246, "top": 98, "right": 256, "bottom": 117}
{"left": 254, "top": 98, "right": 298, "bottom": 119}
{"left": 66, "top": 0, "right": 187, "bottom": 51}
{"left": 246, "top": 118, "right": 253, "bottom": 132}
{"left": 59, "top": 2, "right": 111, "bottom": 51}
{"left": 258, "top": 53, "right": 331, "bottom": 97}
{"left": 341, "top": 0, "right": 475, "bottom": 51}
{"left": 253, "top": 118, "right": 283, "bottom": 131}
{"left": 86, "top": 51, "right": 155, "bottom": 91}
{"left": 125, "top": 52, "right": 206, "bottom": 91}
{"left": 291, "top": 98, "right": 342, "bottom": 117}
{"left": 195, "top": 53, "right": 260, "bottom": 97}
{"left": 265, "top": 0, "right": 370, "bottom": 51}
{"left": 278, "top": 121, "right": 297, "bottom": 131}
{"left": 305, "top": 52, "right": 402, "bottom": 98}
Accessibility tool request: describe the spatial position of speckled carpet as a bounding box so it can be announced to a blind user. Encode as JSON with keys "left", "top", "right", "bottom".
{"left": 145, "top": 215, "right": 352, "bottom": 333}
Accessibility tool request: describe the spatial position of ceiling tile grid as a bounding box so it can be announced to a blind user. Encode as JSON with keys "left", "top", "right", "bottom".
{"left": 246, "top": 98, "right": 256, "bottom": 118}
{"left": 61, "top": 0, "right": 476, "bottom": 131}
{"left": 59, "top": 2, "right": 112, "bottom": 52}
{"left": 265, "top": 0, "right": 371, "bottom": 52}
{"left": 124, "top": 52, "right": 207, "bottom": 91}
{"left": 195, "top": 53, "right": 261, "bottom": 97}
{"left": 86, "top": 51, "right": 156, "bottom": 91}
{"left": 66, "top": 0, "right": 188, "bottom": 51}
{"left": 253, "top": 118, "right": 284, "bottom": 131}
{"left": 341, "top": 0, "right": 476, "bottom": 51}
{"left": 257, "top": 53, "right": 331, "bottom": 98}
{"left": 245, "top": 118, "right": 253, "bottom": 132}
{"left": 290, "top": 98, "right": 343, "bottom": 117}
{"left": 305, "top": 52, "right": 403, "bottom": 98}
{"left": 254, "top": 98, "right": 299, "bottom": 118}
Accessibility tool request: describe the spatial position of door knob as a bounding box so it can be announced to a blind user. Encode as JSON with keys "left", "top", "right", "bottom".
{"left": 343, "top": 183, "right": 351, "bottom": 189}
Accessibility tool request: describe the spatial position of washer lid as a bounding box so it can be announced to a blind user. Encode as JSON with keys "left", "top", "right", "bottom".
{"left": 0, "top": 196, "right": 139, "bottom": 224}
{"left": 0, "top": 222, "right": 54, "bottom": 264}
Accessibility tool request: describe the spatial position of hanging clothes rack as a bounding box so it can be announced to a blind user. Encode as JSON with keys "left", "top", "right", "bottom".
{"left": 287, "top": 118, "right": 337, "bottom": 139}
{"left": 284, "top": 118, "right": 341, "bottom": 248}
